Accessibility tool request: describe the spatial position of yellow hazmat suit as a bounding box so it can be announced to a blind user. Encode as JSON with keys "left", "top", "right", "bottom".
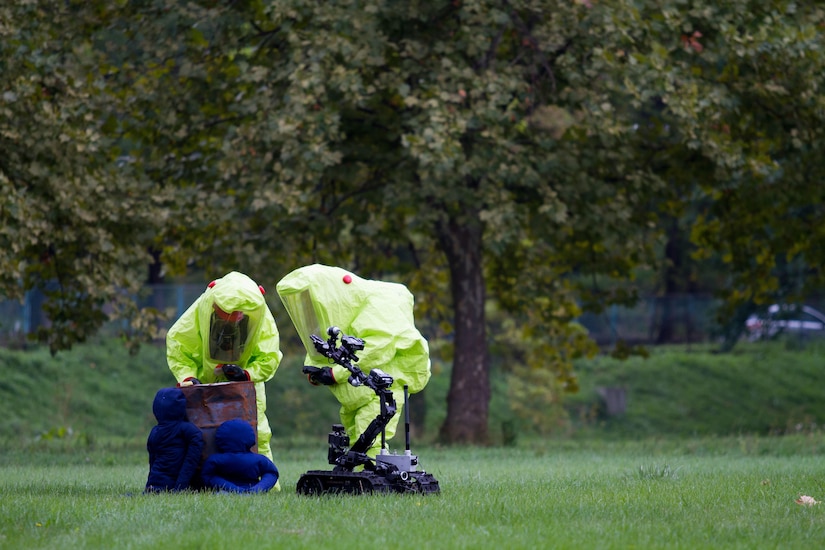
{"left": 166, "top": 271, "right": 283, "bottom": 468}
{"left": 276, "top": 264, "right": 431, "bottom": 457}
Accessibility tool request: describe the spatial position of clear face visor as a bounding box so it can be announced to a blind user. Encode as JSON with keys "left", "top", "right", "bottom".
{"left": 208, "top": 308, "right": 249, "bottom": 363}
{"left": 279, "top": 289, "right": 325, "bottom": 360}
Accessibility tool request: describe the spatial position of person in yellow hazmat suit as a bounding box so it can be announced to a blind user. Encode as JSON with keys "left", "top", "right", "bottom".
{"left": 276, "top": 264, "right": 431, "bottom": 458}
{"left": 166, "top": 271, "right": 283, "bottom": 489}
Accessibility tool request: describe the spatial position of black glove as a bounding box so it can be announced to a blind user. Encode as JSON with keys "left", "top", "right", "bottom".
{"left": 302, "top": 366, "right": 335, "bottom": 386}
{"left": 221, "top": 364, "right": 250, "bottom": 382}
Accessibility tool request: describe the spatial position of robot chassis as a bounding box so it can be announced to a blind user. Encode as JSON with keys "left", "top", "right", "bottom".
{"left": 295, "top": 326, "right": 441, "bottom": 496}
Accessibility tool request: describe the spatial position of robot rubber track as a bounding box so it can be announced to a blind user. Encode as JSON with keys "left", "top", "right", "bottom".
{"left": 296, "top": 469, "right": 441, "bottom": 495}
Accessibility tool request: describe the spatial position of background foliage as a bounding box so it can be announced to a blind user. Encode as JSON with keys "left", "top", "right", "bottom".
{"left": 3, "top": 0, "right": 825, "bottom": 443}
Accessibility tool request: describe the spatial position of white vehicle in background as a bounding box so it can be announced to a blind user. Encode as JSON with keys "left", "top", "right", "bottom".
{"left": 745, "top": 304, "right": 825, "bottom": 341}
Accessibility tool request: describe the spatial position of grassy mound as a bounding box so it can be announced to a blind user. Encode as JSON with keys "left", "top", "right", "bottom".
{"left": 2, "top": 336, "right": 825, "bottom": 449}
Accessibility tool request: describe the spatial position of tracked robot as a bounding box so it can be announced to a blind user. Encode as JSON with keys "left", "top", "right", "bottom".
{"left": 295, "top": 326, "right": 440, "bottom": 495}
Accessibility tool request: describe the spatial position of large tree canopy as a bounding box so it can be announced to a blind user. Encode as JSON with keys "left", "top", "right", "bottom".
{"left": 99, "top": 0, "right": 664, "bottom": 442}
{"left": 2, "top": 0, "right": 824, "bottom": 442}
{"left": 596, "top": 0, "right": 825, "bottom": 323}
{"left": 0, "top": 2, "right": 171, "bottom": 351}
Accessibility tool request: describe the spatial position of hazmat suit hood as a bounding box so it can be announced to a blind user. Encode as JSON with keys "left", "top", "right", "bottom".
{"left": 152, "top": 387, "right": 189, "bottom": 423}
{"left": 196, "top": 271, "right": 268, "bottom": 364}
{"left": 276, "top": 264, "right": 431, "bottom": 410}
{"left": 166, "top": 270, "right": 282, "bottom": 378}
{"left": 214, "top": 419, "right": 257, "bottom": 454}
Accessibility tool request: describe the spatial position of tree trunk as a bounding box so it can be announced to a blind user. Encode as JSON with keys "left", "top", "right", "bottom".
{"left": 147, "top": 247, "right": 164, "bottom": 285}
{"left": 656, "top": 218, "right": 682, "bottom": 344}
{"left": 435, "top": 210, "right": 490, "bottom": 445}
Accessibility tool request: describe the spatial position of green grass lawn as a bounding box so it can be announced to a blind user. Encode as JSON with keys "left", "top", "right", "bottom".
{"left": 2, "top": 437, "right": 825, "bottom": 549}
{"left": 3, "top": 338, "right": 825, "bottom": 548}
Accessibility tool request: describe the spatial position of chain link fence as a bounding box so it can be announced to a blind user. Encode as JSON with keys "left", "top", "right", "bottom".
{"left": 0, "top": 284, "right": 207, "bottom": 347}
{"left": 577, "top": 294, "right": 722, "bottom": 347}
{"left": 0, "top": 286, "right": 728, "bottom": 348}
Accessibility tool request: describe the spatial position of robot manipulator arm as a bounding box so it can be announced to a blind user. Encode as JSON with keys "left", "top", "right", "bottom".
{"left": 310, "top": 327, "right": 375, "bottom": 388}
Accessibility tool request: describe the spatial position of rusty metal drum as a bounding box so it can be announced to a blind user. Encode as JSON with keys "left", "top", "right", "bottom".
{"left": 180, "top": 381, "right": 258, "bottom": 460}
